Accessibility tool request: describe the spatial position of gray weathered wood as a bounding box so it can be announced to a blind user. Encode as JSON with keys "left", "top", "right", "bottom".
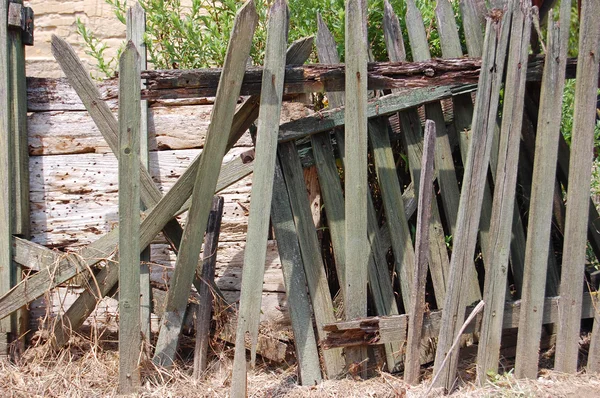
{"left": 515, "top": 2, "right": 572, "bottom": 379}
{"left": 193, "top": 196, "right": 224, "bottom": 378}
{"left": 278, "top": 141, "right": 345, "bottom": 377}
{"left": 555, "top": 0, "right": 600, "bottom": 374}
{"left": 127, "top": 2, "right": 152, "bottom": 344}
{"left": 50, "top": 35, "right": 185, "bottom": 253}
{"left": 433, "top": 10, "right": 512, "bottom": 390}
{"left": 0, "top": 0, "right": 13, "bottom": 354}
{"left": 343, "top": 0, "right": 369, "bottom": 375}
{"left": 269, "top": 160, "right": 322, "bottom": 385}
{"left": 231, "top": 1, "right": 288, "bottom": 394}
{"left": 153, "top": 0, "right": 258, "bottom": 366}
{"left": 383, "top": 0, "right": 405, "bottom": 63}
{"left": 476, "top": 2, "right": 531, "bottom": 382}
{"left": 404, "top": 120, "right": 436, "bottom": 385}
{"left": 117, "top": 42, "right": 142, "bottom": 394}
{"left": 460, "top": 0, "right": 484, "bottom": 57}
{"left": 589, "top": 292, "right": 600, "bottom": 373}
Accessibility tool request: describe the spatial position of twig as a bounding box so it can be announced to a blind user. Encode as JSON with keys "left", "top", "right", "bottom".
{"left": 425, "top": 300, "right": 485, "bottom": 395}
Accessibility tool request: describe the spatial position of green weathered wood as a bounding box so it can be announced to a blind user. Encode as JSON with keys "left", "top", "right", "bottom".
{"left": 0, "top": 36, "right": 314, "bottom": 326}
{"left": 404, "top": 120, "right": 436, "bottom": 385}
{"left": 476, "top": 2, "right": 531, "bottom": 382}
{"left": 515, "top": 2, "right": 571, "bottom": 379}
{"left": 126, "top": 2, "right": 152, "bottom": 344}
{"left": 7, "top": 0, "right": 29, "bottom": 355}
{"left": 555, "top": 0, "right": 600, "bottom": 374}
{"left": 193, "top": 196, "right": 224, "bottom": 378}
{"left": 0, "top": 0, "right": 13, "bottom": 354}
{"left": 231, "top": 2, "right": 288, "bottom": 394}
{"left": 278, "top": 141, "right": 345, "bottom": 377}
{"left": 153, "top": 0, "right": 258, "bottom": 367}
{"left": 278, "top": 84, "right": 477, "bottom": 143}
{"left": 382, "top": 5, "right": 455, "bottom": 307}
{"left": 314, "top": 17, "right": 402, "bottom": 372}
{"left": 117, "top": 42, "right": 142, "bottom": 394}
{"left": 50, "top": 35, "right": 184, "bottom": 253}
{"left": 433, "top": 9, "right": 512, "bottom": 390}
{"left": 270, "top": 161, "right": 322, "bottom": 384}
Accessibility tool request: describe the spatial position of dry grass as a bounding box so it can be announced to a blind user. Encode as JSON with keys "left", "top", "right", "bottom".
{"left": 1, "top": 332, "right": 599, "bottom": 398}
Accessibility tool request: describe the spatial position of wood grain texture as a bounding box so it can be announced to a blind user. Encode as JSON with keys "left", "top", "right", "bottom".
{"left": 117, "top": 42, "right": 142, "bottom": 394}
{"left": 515, "top": 2, "right": 572, "bottom": 379}
{"left": 555, "top": 0, "right": 600, "bottom": 374}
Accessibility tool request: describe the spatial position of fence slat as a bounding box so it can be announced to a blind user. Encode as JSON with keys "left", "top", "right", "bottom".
{"left": 0, "top": 0, "right": 13, "bottom": 355}
{"left": 589, "top": 292, "right": 600, "bottom": 372}
{"left": 153, "top": 0, "right": 258, "bottom": 366}
{"left": 555, "top": 0, "right": 600, "bottom": 374}
{"left": 230, "top": 1, "right": 289, "bottom": 393}
{"left": 476, "top": 2, "right": 531, "bottom": 382}
{"left": 269, "top": 161, "right": 322, "bottom": 384}
{"left": 193, "top": 196, "right": 224, "bottom": 378}
{"left": 404, "top": 120, "right": 436, "bottom": 385}
{"left": 433, "top": 7, "right": 512, "bottom": 390}
{"left": 118, "top": 42, "right": 142, "bottom": 394}
{"left": 126, "top": 2, "right": 152, "bottom": 345}
{"left": 514, "top": 1, "right": 571, "bottom": 379}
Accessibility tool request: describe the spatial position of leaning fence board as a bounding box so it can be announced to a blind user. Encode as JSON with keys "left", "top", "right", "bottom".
{"left": 555, "top": 0, "right": 600, "bottom": 374}
{"left": 153, "top": 0, "right": 258, "bottom": 366}
{"left": 433, "top": 11, "right": 511, "bottom": 391}
{"left": 0, "top": 0, "right": 13, "bottom": 353}
{"left": 515, "top": 3, "right": 571, "bottom": 379}
{"left": 37, "top": 37, "right": 314, "bottom": 343}
{"left": 50, "top": 35, "right": 185, "bottom": 253}
{"left": 117, "top": 42, "right": 142, "bottom": 394}
{"left": 404, "top": 120, "right": 436, "bottom": 385}
{"left": 231, "top": 2, "right": 288, "bottom": 394}
{"left": 477, "top": 2, "right": 531, "bottom": 381}
{"left": 278, "top": 141, "right": 345, "bottom": 377}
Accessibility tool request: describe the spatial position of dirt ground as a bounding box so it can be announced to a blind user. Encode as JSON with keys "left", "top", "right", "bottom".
{"left": 1, "top": 332, "right": 599, "bottom": 398}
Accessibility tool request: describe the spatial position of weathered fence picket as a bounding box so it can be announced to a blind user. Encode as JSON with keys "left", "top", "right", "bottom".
{"left": 555, "top": 0, "right": 600, "bottom": 374}
{"left": 515, "top": 1, "right": 571, "bottom": 379}
{"left": 117, "top": 41, "right": 142, "bottom": 394}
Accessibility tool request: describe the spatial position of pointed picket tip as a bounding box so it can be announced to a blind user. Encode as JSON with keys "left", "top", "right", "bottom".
{"left": 120, "top": 40, "right": 141, "bottom": 65}
{"left": 285, "top": 36, "right": 314, "bottom": 65}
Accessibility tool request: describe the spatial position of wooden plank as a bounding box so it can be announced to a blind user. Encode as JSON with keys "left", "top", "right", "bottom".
{"left": 323, "top": 293, "right": 599, "bottom": 348}
{"left": 589, "top": 292, "right": 600, "bottom": 372}
{"left": 117, "top": 42, "right": 142, "bottom": 394}
{"left": 515, "top": 2, "right": 572, "bottom": 379}
{"left": 126, "top": 2, "right": 152, "bottom": 344}
{"left": 382, "top": 7, "right": 453, "bottom": 307}
{"left": 30, "top": 37, "right": 314, "bottom": 343}
{"left": 193, "top": 196, "right": 224, "bottom": 378}
{"left": 269, "top": 161, "right": 322, "bottom": 385}
{"left": 278, "top": 141, "right": 345, "bottom": 377}
{"left": 433, "top": 9, "right": 511, "bottom": 391}
{"left": 8, "top": 0, "right": 29, "bottom": 356}
{"left": 343, "top": 0, "right": 369, "bottom": 375}
{"left": 231, "top": 2, "right": 288, "bottom": 394}
{"left": 476, "top": 2, "right": 531, "bottom": 382}
{"left": 50, "top": 35, "right": 185, "bottom": 254}
{"left": 460, "top": 0, "right": 484, "bottom": 57}
{"left": 153, "top": 0, "right": 258, "bottom": 367}
{"left": 314, "top": 16, "right": 402, "bottom": 372}
{"left": 555, "top": 0, "right": 600, "bottom": 374}
{"left": 404, "top": 120, "right": 436, "bottom": 385}
{"left": 0, "top": 0, "right": 13, "bottom": 355}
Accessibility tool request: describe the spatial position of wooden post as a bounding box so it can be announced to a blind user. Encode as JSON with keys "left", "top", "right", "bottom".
{"left": 514, "top": 2, "right": 571, "bottom": 379}
{"left": 344, "top": 0, "right": 369, "bottom": 375}
{"left": 127, "top": 2, "right": 152, "bottom": 346}
{"left": 432, "top": 7, "right": 512, "bottom": 390}
{"left": 404, "top": 120, "right": 436, "bottom": 385}
{"left": 118, "top": 41, "right": 142, "bottom": 394}
{"left": 231, "top": 1, "right": 288, "bottom": 394}
{"left": 153, "top": 0, "right": 257, "bottom": 367}
{"left": 7, "top": 0, "right": 30, "bottom": 356}
{"left": 0, "top": 0, "right": 14, "bottom": 356}
{"left": 555, "top": 0, "right": 600, "bottom": 374}
{"left": 476, "top": 1, "right": 531, "bottom": 382}
{"left": 193, "top": 196, "right": 224, "bottom": 378}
